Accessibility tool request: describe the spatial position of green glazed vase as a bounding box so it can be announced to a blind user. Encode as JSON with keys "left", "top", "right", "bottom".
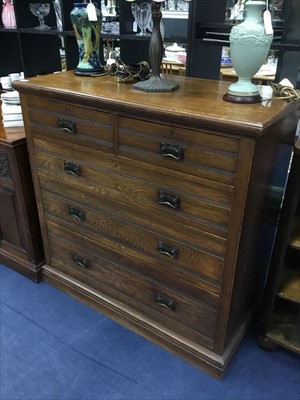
{"left": 224, "top": 0, "right": 273, "bottom": 103}
{"left": 70, "top": 3, "right": 103, "bottom": 75}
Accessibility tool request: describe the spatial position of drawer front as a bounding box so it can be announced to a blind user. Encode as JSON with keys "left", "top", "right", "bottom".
{"left": 33, "top": 136, "right": 234, "bottom": 206}
{"left": 118, "top": 116, "right": 240, "bottom": 186}
{"left": 34, "top": 145, "right": 230, "bottom": 247}
{"left": 26, "top": 96, "right": 114, "bottom": 153}
{"left": 47, "top": 222, "right": 217, "bottom": 346}
{"left": 42, "top": 190, "right": 224, "bottom": 287}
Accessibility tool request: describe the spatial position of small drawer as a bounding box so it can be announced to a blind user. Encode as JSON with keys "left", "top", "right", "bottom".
{"left": 26, "top": 96, "right": 114, "bottom": 153}
{"left": 118, "top": 116, "right": 240, "bottom": 186}
{"left": 47, "top": 224, "right": 217, "bottom": 346}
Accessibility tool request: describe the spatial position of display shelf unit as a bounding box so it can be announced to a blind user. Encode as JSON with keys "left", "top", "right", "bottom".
{"left": 187, "top": 0, "right": 300, "bottom": 88}
{"left": 257, "top": 136, "right": 300, "bottom": 355}
{"left": 117, "top": 1, "right": 190, "bottom": 65}
{"left": 0, "top": 0, "right": 191, "bottom": 79}
{"left": 0, "top": 0, "right": 79, "bottom": 77}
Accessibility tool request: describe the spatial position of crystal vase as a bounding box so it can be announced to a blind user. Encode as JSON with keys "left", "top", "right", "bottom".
{"left": 131, "top": 2, "right": 152, "bottom": 36}
{"left": 224, "top": 0, "right": 273, "bottom": 103}
{"left": 53, "top": 0, "right": 62, "bottom": 31}
{"left": 70, "top": 2, "right": 104, "bottom": 76}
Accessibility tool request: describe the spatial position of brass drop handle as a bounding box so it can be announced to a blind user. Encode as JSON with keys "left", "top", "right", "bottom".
{"left": 69, "top": 207, "right": 85, "bottom": 222}
{"left": 73, "top": 254, "right": 89, "bottom": 268}
{"left": 58, "top": 118, "right": 77, "bottom": 135}
{"left": 157, "top": 242, "right": 179, "bottom": 259}
{"left": 157, "top": 191, "right": 180, "bottom": 209}
{"left": 160, "top": 143, "right": 184, "bottom": 161}
{"left": 64, "top": 161, "right": 81, "bottom": 177}
{"left": 155, "top": 294, "right": 176, "bottom": 311}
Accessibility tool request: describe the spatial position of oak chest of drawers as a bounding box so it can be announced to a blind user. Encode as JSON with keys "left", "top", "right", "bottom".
{"left": 14, "top": 72, "right": 299, "bottom": 378}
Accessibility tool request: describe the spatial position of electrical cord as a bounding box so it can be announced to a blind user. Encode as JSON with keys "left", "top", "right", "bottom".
{"left": 269, "top": 82, "right": 299, "bottom": 100}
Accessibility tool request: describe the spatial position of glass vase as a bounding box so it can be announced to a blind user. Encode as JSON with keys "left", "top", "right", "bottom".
{"left": 53, "top": 0, "right": 62, "bottom": 31}
{"left": 224, "top": 0, "right": 273, "bottom": 103}
{"left": 70, "top": 2, "right": 104, "bottom": 76}
{"left": 1, "top": 0, "right": 16, "bottom": 28}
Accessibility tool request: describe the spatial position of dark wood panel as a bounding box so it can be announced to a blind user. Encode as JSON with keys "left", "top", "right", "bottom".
{"left": 0, "top": 126, "right": 44, "bottom": 281}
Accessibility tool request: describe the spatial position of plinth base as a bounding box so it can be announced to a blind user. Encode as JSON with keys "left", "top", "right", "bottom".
{"left": 223, "top": 93, "right": 262, "bottom": 104}
{"left": 133, "top": 75, "right": 179, "bottom": 92}
{"left": 74, "top": 67, "right": 105, "bottom": 76}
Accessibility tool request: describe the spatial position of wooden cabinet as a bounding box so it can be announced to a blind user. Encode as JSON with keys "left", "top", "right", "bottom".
{"left": 14, "top": 72, "right": 299, "bottom": 378}
{"left": 257, "top": 136, "right": 300, "bottom": 354}
{"left": 0, "top": 125, "right": 44, "bottom": 281}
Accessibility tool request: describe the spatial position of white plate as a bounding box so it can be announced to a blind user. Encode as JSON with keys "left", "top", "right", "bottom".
{"left": 1, "top": 90, "right": 19, "bottom": 98}
{"left": 2, "top": 100, "right": 21, "bottom": 105}
{"left": 1, "top": 96, "right": 20, "bottom": 101}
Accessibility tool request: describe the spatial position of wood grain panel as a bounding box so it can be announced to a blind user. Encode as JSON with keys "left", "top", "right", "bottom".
{"left": 42, "top": 190, "right": 224, "bottom": 284}
{"left": 27, "top": 96, "right": 114, "bottom": 153}
{"left": 119, "top": 116, "right": 239, "bottom": 185}
{"left": 35, "top": 148, "right": 231, "bottom": 233}
{"left": 48, "top": 227, "right": 217, "bottom": 344}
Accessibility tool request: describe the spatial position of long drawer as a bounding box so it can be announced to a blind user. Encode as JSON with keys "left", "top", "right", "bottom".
{"left": 46, "top": 221, "right": 217, "bottom": 348}
{"left": 42, "top": 190, "right": 224, "bottom": 289}
{"left": 34, "top": 143, "right": 230, "bottom": 245}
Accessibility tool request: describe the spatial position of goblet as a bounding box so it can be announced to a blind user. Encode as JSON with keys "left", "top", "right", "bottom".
{"left": 131, "top": 2, "right": 152, "bottom": 36}
{"left": 30, "top": 3, "right": 51, "bottom": 30}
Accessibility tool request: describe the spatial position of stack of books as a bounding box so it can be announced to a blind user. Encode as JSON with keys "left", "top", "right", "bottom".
{"left": 1, "top": 91, "right": 23, "bottom": 128}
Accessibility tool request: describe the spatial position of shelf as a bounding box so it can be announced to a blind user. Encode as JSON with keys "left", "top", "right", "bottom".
{"left": 267, "top": 328, "right": 300, "bottom": 354}
{"left": 121, "top": 34, "right": 151, "bottom": 41}
{"left": 0, "top": 27, "right": 18, "bottom": 32}
{"left": 290, "top": 216, "right": 300, "bottom": 250}
{"left": 278, "top": 266, "right": 300, "bottom": 303}
{"left": 18, "top": 27, "right": 67, "bottom": 35}
{"left": 267, "top": 304, "right": 300, "bottom": 354}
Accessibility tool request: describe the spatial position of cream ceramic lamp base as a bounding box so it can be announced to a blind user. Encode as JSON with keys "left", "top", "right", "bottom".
{"left": 223, "top": 0, "right": 273, "bottom": 104}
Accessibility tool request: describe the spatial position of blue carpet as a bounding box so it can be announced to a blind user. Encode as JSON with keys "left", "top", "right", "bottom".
{"left": 1, "top": 263, "right": 299, "bottom": 400}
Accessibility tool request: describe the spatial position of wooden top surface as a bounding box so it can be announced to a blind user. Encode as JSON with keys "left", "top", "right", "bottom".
{"left": 0, "top": 125, "right": 26, "bottom": 144}
{"left": 13, "top": 71, "right": 300, "bottom": 137}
